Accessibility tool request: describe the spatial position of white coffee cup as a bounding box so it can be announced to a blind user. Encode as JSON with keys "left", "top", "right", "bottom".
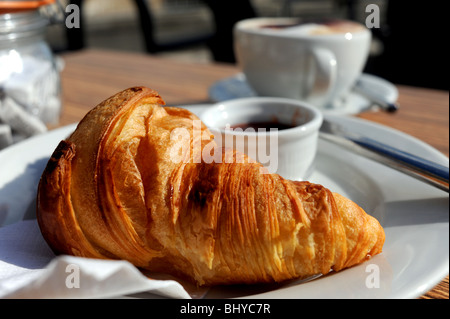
{"left": 234, "top": 17, "right": 371, "bottom": 109}
{"left": 200, "top": 97, "right": 323, "bottom": 181}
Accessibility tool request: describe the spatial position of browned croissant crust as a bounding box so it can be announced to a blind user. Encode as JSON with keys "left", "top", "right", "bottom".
{"left": 37, "top": 87, "right": 385, "bottom": 286}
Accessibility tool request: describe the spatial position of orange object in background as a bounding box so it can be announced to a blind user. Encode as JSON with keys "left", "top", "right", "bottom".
{"left": 0, "top": 0, "right": 55, "bottom": 13}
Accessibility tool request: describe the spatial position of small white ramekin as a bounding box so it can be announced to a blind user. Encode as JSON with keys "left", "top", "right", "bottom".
{"left": 200, "top": 97, "right": 323, "bottom": 181}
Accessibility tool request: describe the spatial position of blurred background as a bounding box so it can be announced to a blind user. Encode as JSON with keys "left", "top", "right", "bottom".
{"left": 40, "top": 0, "right": 448, "bottom": 91}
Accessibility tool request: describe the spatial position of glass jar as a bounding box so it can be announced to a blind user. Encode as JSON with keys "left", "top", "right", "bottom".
{"left": 0, "top": 8, "right": 62, "bottom": 130}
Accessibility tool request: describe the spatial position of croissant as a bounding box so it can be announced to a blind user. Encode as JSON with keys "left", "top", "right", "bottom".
{"left": 37, "top": 87, "right": 385, "bottom": 286}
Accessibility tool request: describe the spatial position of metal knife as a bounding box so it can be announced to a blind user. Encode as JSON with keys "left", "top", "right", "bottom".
{"left": 319, "top": 119, "right": 449, "bottom": 193}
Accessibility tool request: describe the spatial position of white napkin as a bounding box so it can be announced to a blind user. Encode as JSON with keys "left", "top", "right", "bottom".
{"left": 0, "top": 220, "right": 195, "bottom": 299}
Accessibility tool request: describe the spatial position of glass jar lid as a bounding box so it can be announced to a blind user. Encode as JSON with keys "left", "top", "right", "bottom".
{"left": 0, "top": 8, "right": 50, "bottom": 42}
{"left": 0, "top": 1, "right": 55, "bottom": 10}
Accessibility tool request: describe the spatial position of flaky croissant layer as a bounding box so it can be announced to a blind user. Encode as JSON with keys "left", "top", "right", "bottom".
{"left": 37, "top": 87, "right": 384, "bottom": 286}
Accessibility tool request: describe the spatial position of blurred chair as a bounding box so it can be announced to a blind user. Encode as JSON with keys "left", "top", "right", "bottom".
{"left": 65, "top": 0, "right": 256, "bottom": 63}
{"left": 201, "top": 0, "right": 256, "bottom": 63}
{"left": 65, "top": 0, "right": 192, "bottom": 53}
{"left": 363, "top": 1, "right": 447, "bottom": 90}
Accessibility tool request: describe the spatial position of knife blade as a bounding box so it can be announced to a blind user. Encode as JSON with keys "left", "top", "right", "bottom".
{"left": 319, "top": 119, "right": 449, "bottom": 193}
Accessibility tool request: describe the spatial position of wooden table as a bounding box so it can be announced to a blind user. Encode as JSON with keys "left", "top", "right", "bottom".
{"left": 58, "top": 49, "right": 449, "bottom": 299}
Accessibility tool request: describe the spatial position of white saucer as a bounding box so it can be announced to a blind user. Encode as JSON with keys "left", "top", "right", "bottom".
{"left": 0, "top": 108, "right": 447, "bottom": 299}
{"left": 209, "top": 73, "right": 399, "bottom": 115}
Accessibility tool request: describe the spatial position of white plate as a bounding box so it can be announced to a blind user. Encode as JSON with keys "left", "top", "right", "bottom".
{"left": 208, "top": 73, "right": 399, "bottom": 115}
{"left": 0, "top": 105, "right": 448, "bottom": 299}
